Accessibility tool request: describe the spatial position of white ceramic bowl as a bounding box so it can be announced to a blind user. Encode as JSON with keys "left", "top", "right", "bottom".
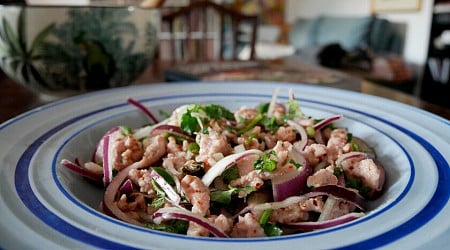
{"left": 1, "top": 82, "right": 448, "bottom": 249}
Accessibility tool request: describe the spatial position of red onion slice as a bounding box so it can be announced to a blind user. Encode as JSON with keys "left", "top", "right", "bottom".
{"left": 283, "top": 212, "right": 364, "bottom": 231}
{"left": 287, "top": 120, "right": 308, "bottom": 151}
{"left": 313, "top": 114, "right": 342, "bottom": 131}
{"left": 60, "top": 159, "right": 103, "bottom": 183}
{"left": 308, "top": 185, "right": 366, "bottom": 211}
{"left": 202, "top": 149, "right": 263, "bottom": 186}
{"left": 150, "top": 168, "right": 181, "bottom": 205}
{"left": 272, "top": 151, "right": 312, "bottom": 201}
{"left": 92, "top": 126, "right": 120, "bottom": 163}
{"left": 119, "top": 179, "right": 134, "bottom": 194}
{"left": 127, "top": 97, "right": 159, "bottom": 124}
{"left": 150, "top": 124, "right": 194, "bottom": 142}
{"left": 336, "top": 151, "right": 369, "bottom": 167}
{"left": 152, "top": 207, "right": 229, "bottom": 238}
{"left": 103, "top": 162, "right": 144, "bottom": 226}
{"left": 102, "top": 134, "right": 114, "bottom": 186}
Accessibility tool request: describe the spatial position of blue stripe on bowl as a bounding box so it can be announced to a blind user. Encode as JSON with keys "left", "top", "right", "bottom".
{"left": 13, "top": 91, "right": 449, "bottom": 248}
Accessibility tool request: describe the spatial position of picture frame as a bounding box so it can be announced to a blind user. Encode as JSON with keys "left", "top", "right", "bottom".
{"left": 371, "top": 0, "right": 422, "bottom": 13}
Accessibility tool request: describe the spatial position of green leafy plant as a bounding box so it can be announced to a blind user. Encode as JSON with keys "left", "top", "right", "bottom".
{"left": 0, "top": 9, "right": 54, "bottom": 87}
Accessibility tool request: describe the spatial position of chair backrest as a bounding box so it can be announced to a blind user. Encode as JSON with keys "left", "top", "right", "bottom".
{"left": 160, "top": 0, "right": 258, "bottom": 63}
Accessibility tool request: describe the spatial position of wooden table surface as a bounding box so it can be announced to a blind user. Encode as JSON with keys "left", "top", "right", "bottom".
{"left": 1, "top": 59, "right": 450, "bottom": 124}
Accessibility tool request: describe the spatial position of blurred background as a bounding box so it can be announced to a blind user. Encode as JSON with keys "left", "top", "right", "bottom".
{"left": 1, "top": 0, "right": 449, "bottom": 121}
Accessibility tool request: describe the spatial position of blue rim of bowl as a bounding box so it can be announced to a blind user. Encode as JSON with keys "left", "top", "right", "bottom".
{"left": 11, "top": 88, "right": 450, "bottom": 249}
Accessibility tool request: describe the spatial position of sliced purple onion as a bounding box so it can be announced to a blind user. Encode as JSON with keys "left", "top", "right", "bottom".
{"left": 287, "top": 120, "right": 308, "bottom": 151}
{"left": 336, "top": 151, "right": 369, "bottom": 167}
{"left": 272, "top": 150, "right": 312, "bottom": 201}
{"left": 60, "top": 159, "right": 103, "bottom": 183}
{"left": 283, "top": 212, "right": 364, "bottom": 231}
{"left": 127, "top": 97, "right": 159, "bottom": 124}
{"left": 150, "top": 168, "right": 181, "bottom": 205}
{"left": 152, "top": 207, "right": 228, "bottom": 238}
{"left": 308, "top": 185, "right": 366, "bottom": 211}
{"left": 92, "top": 126, "right": 121, "bottom": 163}
{"left": 119, "top": 179, "right": 134, "bottom": 195}
{"left": 351, "top": 136, "right": 376, "bottom": 159}
{"left": 102, "top": 134, "right": 113, "bottom": 186}
{"left": 202, "top": 149, "right": 263, "bottom": 186}
{"left": 313, "top": 114, "right": 342, "bottom": 131}
{"left": 150, "top": 124, "right": 194, "bottom": 142}
{"left": 103, "top": 162, "right": 144, "bottom": 226}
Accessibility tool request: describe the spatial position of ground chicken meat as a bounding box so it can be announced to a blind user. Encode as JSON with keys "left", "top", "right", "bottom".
{"left": 231, "top": 213, "right": 266, "bottom": 238}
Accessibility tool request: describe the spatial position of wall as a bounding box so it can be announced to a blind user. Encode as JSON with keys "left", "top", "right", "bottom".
{"left": 285, "top": 0, "right": 434, "bottom": 67}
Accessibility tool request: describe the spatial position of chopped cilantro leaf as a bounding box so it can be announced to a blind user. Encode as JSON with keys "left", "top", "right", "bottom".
{"left": 261, "top": 116, "right": 281, "bottom": 132}
{"left": 180, "top": 111, "right": 199, "bottom": 135}
{"left": 210, "top": 186, "right": 255, "bottom": 205}
{"left": 257, "top": 102, "right": 270, "bottom": 114}
{"left": 147, "top": 220, "right": 188, "bottom": 234}
{"left": 345, "top": 177, "right": 371, "bottom": 196}
{"left": 204, "top": 104, "right": 235, "bottom": 121}
{"left": 347, "top": 132, "right": 353, "bottom": 142}
{"left": 334, "top": 166, "right": 344, "bottom": 176}
{"left": 188, "top": 142, "right": 200, "bottom": 154}
{"left": 221, "top": 165, "right": 240, "bottom": 183}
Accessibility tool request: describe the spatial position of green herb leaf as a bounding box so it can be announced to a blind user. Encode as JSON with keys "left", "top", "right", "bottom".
{"left": 239, "top": 113, "right": 263, "bottom": 134}
{"left": 210, "top": 186, "right": 255, "bottom": 205}
{"left": 146, "top": 220, "right": 188, "bottom": 234}
{"left": 149, "top": 180, "right": 166, "bottom": 208}
{"left": 257, "top": 102, "right": 270, "bottom": 114}
{"left": 285, "top": 99, "right": 304, "bottom": 120}
{"left": 188, "top": 142, "right": 200, "bottom": 154}
{"left": 120, "top": 126, "right": 132, "bottom": 136}
{"left": 261, "top": 116, "right": 281, "bottom": 132}
{"left": 204, "top": 104, "right": 235, "bottom": 121}
{"left": 221, "top": 165, "right": 240, "bottom": 183}
{"left": 254, "top": 150, "right": 278, "bottom": 172}
{"left": 180, "top": 111, "right": 199, "bottom": 135}
{"left": 263, "top": 223, "right": 283, "bottom": 237}
{"left": 152, "top": 167, "right": 175, "bottom": 185}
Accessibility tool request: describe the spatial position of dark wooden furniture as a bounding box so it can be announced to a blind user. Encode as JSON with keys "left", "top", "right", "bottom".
{"left": 2, "top": 57, "right": 450, "bottom": 123}
{"left": 421, "top": 0, "right": 450, "bottom": 107}
{"left": 160, "top": 0, "right": 258, "bottom": 63}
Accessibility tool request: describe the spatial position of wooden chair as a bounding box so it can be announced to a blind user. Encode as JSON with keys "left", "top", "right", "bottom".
{"left": 160, "top": 0, "right": 258, "bottom": 64}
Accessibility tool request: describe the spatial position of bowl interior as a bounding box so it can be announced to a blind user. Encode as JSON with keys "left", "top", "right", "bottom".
{"left": 55, "top": 100, "right": 410, "bottom": 233}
